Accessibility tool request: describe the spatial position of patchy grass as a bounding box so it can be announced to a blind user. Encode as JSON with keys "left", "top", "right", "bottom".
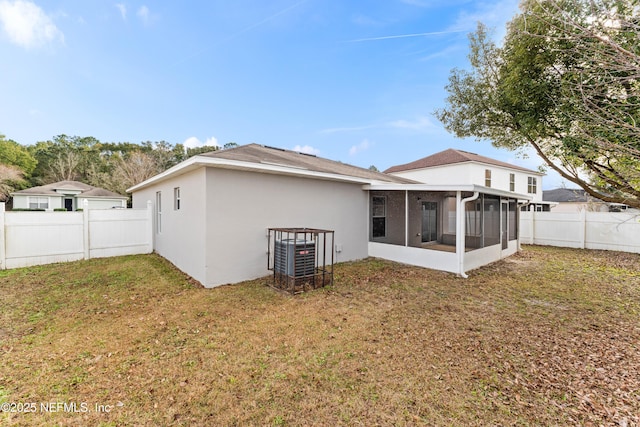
{"left": 0, "top": 246, "right": 639, "bottom": 426}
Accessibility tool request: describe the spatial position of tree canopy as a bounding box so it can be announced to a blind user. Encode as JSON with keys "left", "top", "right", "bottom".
{"left": 435, "top": 0, "right": 640, "bottom": 208}
{"left": 0, "top": 134, "right": 229, "bottom": 202}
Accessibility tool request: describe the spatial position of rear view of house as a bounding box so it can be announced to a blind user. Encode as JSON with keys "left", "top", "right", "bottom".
{"left": 129, "top": 144, "right": 533, "bottom": 288}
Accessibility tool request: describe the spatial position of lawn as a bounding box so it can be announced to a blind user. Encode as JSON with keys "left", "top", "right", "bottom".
{"left": 0, "top": 246, "right": 639, "bottom": 426}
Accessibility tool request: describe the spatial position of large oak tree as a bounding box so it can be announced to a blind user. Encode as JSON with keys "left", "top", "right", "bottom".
{"left": 435, "top": 0, "right": 640, "bottom": 207}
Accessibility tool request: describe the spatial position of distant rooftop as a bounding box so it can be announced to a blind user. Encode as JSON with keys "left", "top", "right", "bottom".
{"left": 12, "top": 180, "right": 126, "bottom": 198}
{"left": 542, "top": 188, "right": 598, "bottom": 203}
{"left": 384, "top": 148, "right": 540, "bottom": 174}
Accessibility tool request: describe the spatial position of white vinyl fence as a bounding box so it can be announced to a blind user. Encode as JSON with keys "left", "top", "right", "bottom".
{"left": 520, "top": 210, "right": 640, "bottom": 254}
{"left": 0, "top": 201, "right": 153, "bottom": 270}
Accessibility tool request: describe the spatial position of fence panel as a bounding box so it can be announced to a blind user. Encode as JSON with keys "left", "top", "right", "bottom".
{"left": 88, "top": 208, "right": 153, "bottom": 258}
{"left": 520, "top": 211, "right": 640, "bottom": 254}
{"left": 1, "top": 202, "right": 153, "bottom": 270}
{"left": 4, "top": 211, "right": 85, "bottom": 269}
{"left": 585, "top": 212, "right": 640, "bottom": 253}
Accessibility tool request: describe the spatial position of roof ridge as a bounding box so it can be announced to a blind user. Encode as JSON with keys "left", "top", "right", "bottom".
{"left": 384, "top": 148, "right": 540, "bottom": 174}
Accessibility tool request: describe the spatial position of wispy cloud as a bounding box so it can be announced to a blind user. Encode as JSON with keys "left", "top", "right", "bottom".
{"left": 115, "top": 3, "right": 126, "bottom": 20}
{"left": 322, "top": 116, "right": 436, "bottom": 134}
{"left": 137, "top": 5, "right": 150, "bottom": 25}
{"left": 419, "top": 45, "right": 462, "bottom": 62}
{"left": 399, "top": 0, "right": 430, "bottom": 7}
{"left": 293, "top": 145, "right": 320, "bottom": 155}
{"left": 389, "top": 116, "right": 436, "bottom": 131}
{"left": 448, "top": 0, "right": 519, "bottom": 40}
{"left": 174, "top": 0, "right": 308, "bottom": 66}
{"left": 351, "top": 14, "right": 385, "bottom": 27}
{"left": 320, "top": 124, "right": 378, "bottom": 134}
{"left": 346, "top": 29, "right": 466, "bottom": 43}
{"left": 349, "top": 139, "right": 371, "bottom": 156}
{"left": 0, "top": 0, "right": 64, "bottom": 48}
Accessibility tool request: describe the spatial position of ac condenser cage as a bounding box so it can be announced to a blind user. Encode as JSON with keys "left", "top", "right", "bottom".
{"left": 267, "top": 227, "right": 334, "bottom": 294}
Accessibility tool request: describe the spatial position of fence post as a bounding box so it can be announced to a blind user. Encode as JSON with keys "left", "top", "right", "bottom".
{"left": 531, "top": 208, "right": 536, "bottom": 245}
{"left": 83, "top": 199, "right": 90, "bottom": 260}
{"left": 579, "top": 209, "right": 587, "bottom": 249}
{"left": 0, "top": 203, "right": 5, "bottom": 270}
{"left": 146, "top": 200, "right": 153, "bottom": 253}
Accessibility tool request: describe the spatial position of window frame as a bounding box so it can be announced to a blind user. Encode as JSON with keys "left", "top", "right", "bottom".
{"left": 527, "top": 176, "right": 537, "bottom": 194}
{"left": 155, "top": 191, "right": 162, "bottom": 233}
{"left": 28, "top": 196, "right": 49, "bottom": 210}
{"left": 174, "top": 187, "right": 181, "bottom": 210}
{"left": 485, "top": 169, "right": 492, "bottom": 187}
{"left": 509, "top": 173, "right": 515, "bottom": 192}
{"left": 371, "top": 196, "right": 387, "bottom": 238}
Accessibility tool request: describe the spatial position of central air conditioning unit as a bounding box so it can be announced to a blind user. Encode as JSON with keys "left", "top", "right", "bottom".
{"left": 274, "top": 238, "right": 316, "bottom": 277}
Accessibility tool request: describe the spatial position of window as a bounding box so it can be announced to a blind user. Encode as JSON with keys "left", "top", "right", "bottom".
{"left": 509, "top": 174, "right": 515, "bottom": 192}
{"left": 371, "top": 196, "right": 386, "bottom": 238}
{"left": 155, "top": 191, "right": 162, "bottom": 233}
{"left": 28, "top": 197, "right": 48, "bottom": 209}
{"left": 485, "top": 169, "right": 492, "bottom": 187}
{"left": 174, "top": 187, "right": 181, "bottom": 210}
{"left": 528, "top": 177, "right": 537, "bottom": 194}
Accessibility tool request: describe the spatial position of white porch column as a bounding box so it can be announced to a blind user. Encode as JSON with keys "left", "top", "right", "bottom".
{"left": 455, "top": 191, "right": 463, "bottom": 275}
{"left": 457, "top": 191, "right": 480, "bottom": 278}
{"left": 404, "top": 190, "right": 409, "bottom": 247}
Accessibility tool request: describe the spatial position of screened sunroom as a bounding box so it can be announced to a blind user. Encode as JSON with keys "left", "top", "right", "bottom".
{"left": 365, "top": 184, "right": 531, "bottom": 277}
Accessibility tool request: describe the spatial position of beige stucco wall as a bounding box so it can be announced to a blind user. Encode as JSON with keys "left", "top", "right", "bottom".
{"left": 132, "top": 168, "right": 208, "bottom": 284}
{"left": 12, "top": 195, "right": 63, "bottom": 210}
{"left": 204, "top": 168, "right": 369, "bottom": 287}
{"left": 77, "top": 197, "right": 126, "bottom": 210}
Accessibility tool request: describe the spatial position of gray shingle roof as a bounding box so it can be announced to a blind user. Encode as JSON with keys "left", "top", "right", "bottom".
{"left": 542, "top": 188, "right": 599, "bottom": 203}
{"left": 199, "top": 144, "right": 414, "bottom": 183}
{"left": 384, "top": 148, "right": 540, "bottom": 174}
{"left": 13, "top": 180, "right": 126, "bottom": 198}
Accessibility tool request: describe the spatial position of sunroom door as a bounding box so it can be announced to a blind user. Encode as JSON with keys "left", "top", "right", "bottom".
{"left": 421, "top": 201, "right": 438, "bottom": 243}
{"left": 501, "top": 201, "right": 509, "bottom": 250}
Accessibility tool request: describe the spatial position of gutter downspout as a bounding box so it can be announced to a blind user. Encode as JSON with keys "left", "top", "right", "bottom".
{"left": 456, "top": 191, "right": 480, "bottom": 278}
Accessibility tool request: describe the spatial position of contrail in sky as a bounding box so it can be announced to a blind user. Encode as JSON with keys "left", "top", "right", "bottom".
{"left": 173, "top": 0, "right": 308, "bottom": 66}
{"left": 346, "top": 29, "right": 467, "bottom": 43}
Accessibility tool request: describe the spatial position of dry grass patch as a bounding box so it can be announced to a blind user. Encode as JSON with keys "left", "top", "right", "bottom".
{"left": 0, "top": 246, "right": 639, "bottom": 426}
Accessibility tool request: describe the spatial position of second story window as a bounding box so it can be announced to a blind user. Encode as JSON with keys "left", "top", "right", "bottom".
{"left": 528, "top": 177, "right": 537, "bottom": 194}
{"left": 510, "top": 173, "right": 515, "bottom": 192}
{"left": 485, "top": 169, "right": 492, "bottom": 187}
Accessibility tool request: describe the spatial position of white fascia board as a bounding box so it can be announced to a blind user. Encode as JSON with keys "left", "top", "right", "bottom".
{"left": 10, "top": 192, "right": 58, "bottom": 197}
{"left": 364, "top": 183, "right": 533, "bottom": 200}
{"left": 127, "top": 156, "right": 373, "bottom": 193}
{"left": 79, "top": 196, "right": 128, "bottom": 200}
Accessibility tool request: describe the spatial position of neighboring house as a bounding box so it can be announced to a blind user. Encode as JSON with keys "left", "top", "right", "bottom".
{"left": 12, "top": 181, "right": 127, "bottom": 211}
{"left": 543, "top": 188, "right": 634, "bottom": 213}
{"left": 128, "top": 144, "right": 532, "bottom": 288}
{"left": 384, "top": 148, "right": 553, "bottom": 211}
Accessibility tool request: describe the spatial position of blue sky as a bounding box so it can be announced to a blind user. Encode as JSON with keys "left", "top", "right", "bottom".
{"left": 0, "top": 0, "right": 565, "bottom": 188}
